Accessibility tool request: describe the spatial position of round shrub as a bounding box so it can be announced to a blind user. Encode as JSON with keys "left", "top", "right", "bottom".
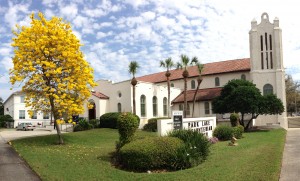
{"left": 230, "top": 113, "right": 239, "bottom": 127}
{"left": 237, "top": 125, "right": 244, "bottom": 133}
{"left": 117, "top": 112, "right": 139, "bottom": 149}
{"left": 213, "top": 125, "right": 233, "bottom": 141}
{"left": 73, "top": 118, "right": 93, "bottom": 132}
{"left": 89, "top": 119, "right": 99, "bottom": 128}
{"left": 168, "top": 129, "right": 210, "bottom": 168}
{"left": 119, "top": 136, "right": 184, "bottom": 171}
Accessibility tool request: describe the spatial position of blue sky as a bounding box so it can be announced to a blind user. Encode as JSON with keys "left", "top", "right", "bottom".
{"left": 1, "top": 0, "right": 300, "bottom": 101}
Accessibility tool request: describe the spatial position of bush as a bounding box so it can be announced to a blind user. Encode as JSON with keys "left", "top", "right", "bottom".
{"left": 89, "top": 119, "right": 99, "bottom": 128}
{"left": 0, "top": 114, "right": 14, "bottom": 128}
{"left": 143, "top": 117, "right": 169, "bottom": 132}
{"left": 232, "top": 125, "right": 244, "bottom": 139}
{"left": 230, "top": 113, "right": 239, "bottom": 127}
{"left": 213, "top": 125, "right": 233, "bottom": 141}
{"left": 74, "top": 118, "right": 93, "bottom": 132}
{"left": 168, "top": 129, "right": 210, "bottom": 168}
{"left": 100, "top": 112, "right": 140, "bottom": 129}
{"left": 119, "top": 136, "right": 184, "bottom": 171}
{"left": 117, "top": 112, "right": 139, "bottom": 149}
{"left": 99, "top": 112, "right": 120, "bottom": 129}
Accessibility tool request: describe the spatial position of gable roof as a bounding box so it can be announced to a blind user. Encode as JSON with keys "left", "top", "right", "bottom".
{"left": 92, "top": 91, "right": 109, "bottom": 99}
{"left": 172, "top": 87, "right": 222, "bottom": 104}
{"left": 137, "top": 58, "right": 250, "bottom": 83}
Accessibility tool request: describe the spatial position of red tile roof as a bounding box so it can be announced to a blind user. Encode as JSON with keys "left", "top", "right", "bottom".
{"left": 92, "top": 91, "right": 109, "bottom": 99}
{"left": 137, "top": 58, "right": 250, "bottom": 83}
{"left": 172, "top": 87, "right": 222, "bottom": 103}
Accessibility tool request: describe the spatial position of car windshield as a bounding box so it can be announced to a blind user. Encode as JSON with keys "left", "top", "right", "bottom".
{"left": 25, "top": 123, "right": 32, "bottom": 125}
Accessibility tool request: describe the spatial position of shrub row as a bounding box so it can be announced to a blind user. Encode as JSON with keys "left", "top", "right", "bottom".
{"left": 213, "top": 125, "right": 244, "bottom": 140}
{"left": 100, "top": 112, "right": 140, "bottom": 129}
{"left": 143, "top": 117, "right": 170, "bottom": 132}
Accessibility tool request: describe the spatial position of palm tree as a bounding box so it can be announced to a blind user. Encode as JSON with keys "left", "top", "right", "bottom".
{"left": 177, "top": 54, "right": 198, "bottom": 118}
{"left": 128, "top": 61, "right": 139, "bottom": 115}
{"left": 192, "top": 63, "right": 204, "bottom": 117}
{"left": 160, "top": 58, "right": 174, "bottom": 117}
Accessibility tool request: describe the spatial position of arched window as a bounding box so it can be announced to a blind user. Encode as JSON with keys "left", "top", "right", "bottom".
{"left": 205, "top": 102, "right": 210, "bottom": 114}
{"left": 163, "top": 97, "right": 168, "bottom": 116}
{"left": 215, "top": 77, "right": 220, "bottom": 87}
{"left": 186, "top": 104, "right": 190, "bottom": 116}
{"left": 191, "top": 80, "right": 196, "bottom": 89}
{"left": 171, "top": 83, "right": 174, "bottom": 87}
{"left": 141, "top": 95, "right": 146, "bottom": 117}
{"left": 117, "top": 103, "right": 122, "bottom": 113}
{"left": 263, "top": 84, "right": 273, "bottom": 95}
{"left": 241, "top": 74, "right": 246, "bottom": 80}
{"left": 152, "top": 96, "right": 157, "bottom": 117}
{"left": 179, "top": 104, "right": 183, "bottom": 111}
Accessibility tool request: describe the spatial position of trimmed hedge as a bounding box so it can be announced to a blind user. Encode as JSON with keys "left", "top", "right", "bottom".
{"left": 74, "top": 118, "right": 93, "bottom": 132}
{"left": 100, "top": 112, "right": 140, "bottom": 129}
{"left": 117, "top": 112, "right": 139, "bottom": 149}
{"left": 230, "top": 113, "right": 240, "bottom": 127}
{"left": 119, "top": 136, "right": 184, "bottom": 171}
{"left": 213, "top": 125, "right": 244, "bottom": 140}
{"left": 213, "top": 125, "right": 233, "bottom": 141}
{"left": 143, "top": 117, "right": 170, "bottom": 132}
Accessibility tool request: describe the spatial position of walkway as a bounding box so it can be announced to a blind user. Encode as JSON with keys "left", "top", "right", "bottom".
{"left": 280, "top": 128, "right": 300, "bottom": 181}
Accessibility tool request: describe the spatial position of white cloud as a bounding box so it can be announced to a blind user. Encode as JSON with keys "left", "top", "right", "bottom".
{"left": 141, "top": 11, "right": 156, "bottom": 21}
{"left": 4, "top": 2, "right": 30, "bottom": 28}
{"left": 59, "top": 3, "right": 78, "bottom": 20}
{"left": 124, "top": 0, "right": 150, "bottom": 9}
{"left": 44, "top": 8, "right": 55, "bottom": 18}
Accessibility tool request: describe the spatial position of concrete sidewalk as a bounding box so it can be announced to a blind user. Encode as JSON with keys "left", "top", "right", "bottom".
{"left": 0, "top": 135, "right": 41, "bottom": 181}
{"left": 279, "top": 128, "right": 300, "bottom": 181}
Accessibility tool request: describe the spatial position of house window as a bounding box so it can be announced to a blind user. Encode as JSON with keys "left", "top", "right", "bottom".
{"left": 118, "top": 103, "right": 122, "bottom": 113}
{"left": 186, "top": 104, "right": 190, "bottom": 116}
{"left": 20, "top": 96, "right": 25, "bottom": 103}
{"left": 19, "top": 110, "right": 25, "bottom": 119}
{"left": 141, "top": 95, "right": 146, "bottom": 117}
{"left": 215, "top": 77, "right": 220, "bottom": 87}
{"left": 263, "top": 84, "right": 273, "bottom": 95}
{"left": 163, "top": 97, "right": 167, "bottom": 116}
{"left": 152, "top": 96, "right": 157, "bottom": 117}
{"left": 191, "top": 80, "right": 196, "bottom": 89}
{"left": 241, "top": 74, "right": 246, "bottom": 80}
{"left": 43, "top": 113, "right": 49, "bottom": 119}
{"left": 31, "top": 111, "right": 37, "bottom": 119}
{"left": 205, "top": 102, "right": 210, "bottom": 115}
{"left": 179, "top": 104, "right": 183, "bottom": 111}
{"left": 171, "top": 83, "right": 174, "bottom": 87}
{"left": 118, "top": 91, "right": 122, "bottom": 98}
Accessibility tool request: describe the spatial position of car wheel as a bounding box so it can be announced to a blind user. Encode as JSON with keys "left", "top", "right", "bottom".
{"left": 23, "top": 127, "right": 26, "bottom": 131}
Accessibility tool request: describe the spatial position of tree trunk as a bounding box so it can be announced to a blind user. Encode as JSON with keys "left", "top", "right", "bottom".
{"left": 166, "top": 72, "right": 171, "bottom": 117}
{"left": 131, "top": 77, "right": 137, "bottom": 115}
{"left": 49, "top": 97, "right": 64, "bottom": 144}
{"left": 192, "top": 76, "right": 203, "bottom": 117}
{"left": 240, "top": 113, "right": 245, "bottom": 127}
{"left": 182, "top": 70, "right": 189, "bottom": 118}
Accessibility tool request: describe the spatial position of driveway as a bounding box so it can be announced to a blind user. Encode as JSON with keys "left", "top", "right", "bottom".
{"left": 0, "top": 128, "right": 58, "bottom": 142}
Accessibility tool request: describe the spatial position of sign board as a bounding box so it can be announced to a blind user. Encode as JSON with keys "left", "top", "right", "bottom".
{"left": 173, "top": 111, "right": 183, "bottom": 130}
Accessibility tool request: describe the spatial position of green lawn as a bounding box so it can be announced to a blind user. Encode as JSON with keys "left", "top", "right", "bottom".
{"left": 12, "top": 128, "right": 286, "bottom": 181}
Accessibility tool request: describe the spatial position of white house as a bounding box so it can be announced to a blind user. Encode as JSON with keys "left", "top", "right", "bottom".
{"left": 3, "top": 91, "right": 51, "bottom": 128}
{"left": 4, "top": 12, "right": 288, "bottom": 129}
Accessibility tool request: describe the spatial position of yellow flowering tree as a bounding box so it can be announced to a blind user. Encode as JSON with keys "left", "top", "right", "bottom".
{"left": 10, "top": 12, "right": 96, "bottom": 144}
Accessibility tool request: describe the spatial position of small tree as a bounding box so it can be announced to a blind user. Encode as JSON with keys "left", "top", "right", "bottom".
{"left": 212, "top": 79, "right": 284, "bottom": 130}
{"left": 128, "top": 61, "right": 139, "bottom": 115}
{"left": 10, "top": 13, "right": 96, "bottom": 144}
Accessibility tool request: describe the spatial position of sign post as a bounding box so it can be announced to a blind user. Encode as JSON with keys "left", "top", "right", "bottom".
{"left": 173, "top": 111, "right": 183, "bottom": 130}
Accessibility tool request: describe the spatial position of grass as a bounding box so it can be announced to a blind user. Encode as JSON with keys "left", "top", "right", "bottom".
{"left": 12, "top": 128, "right": 286, "bottom": 181}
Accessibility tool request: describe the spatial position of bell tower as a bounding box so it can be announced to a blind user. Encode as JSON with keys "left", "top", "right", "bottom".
{"left": 249, "top": 12, "right": 287, "bottom": 128}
